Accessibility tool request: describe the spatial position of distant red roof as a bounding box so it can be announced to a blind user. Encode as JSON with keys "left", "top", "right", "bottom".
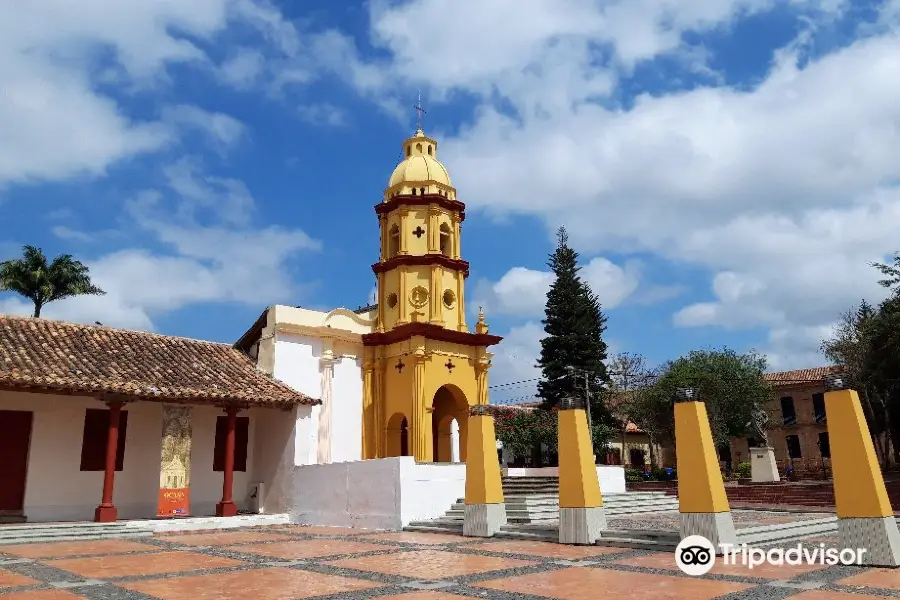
{"left": 763, "top": 366, "right": 842, "bottom": 385}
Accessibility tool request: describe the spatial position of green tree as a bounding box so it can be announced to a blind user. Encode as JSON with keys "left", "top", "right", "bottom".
{"left": 536, "top": 228, "right": 610, "bottom": 423}
{"left": 0, "top": 245, "right": 105, "bottom": 318}
{"left": 821, "top": 299, "right": 892, "bottom": 465}
{"left": 648, "top": 348, "right": 771, "bottom": 447}
{"left": 822, "top": 253, "right": 900, "bottom": 465}
{"left": 872, "top": 252, "right": 900, "bottom": 291}
{"left": 868, "top": 297, "right": 900, "bottom": 463}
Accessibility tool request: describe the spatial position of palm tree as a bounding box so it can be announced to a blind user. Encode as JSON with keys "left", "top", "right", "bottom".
{"left": 0, "top": 245, "right": 106, "bottom": 318}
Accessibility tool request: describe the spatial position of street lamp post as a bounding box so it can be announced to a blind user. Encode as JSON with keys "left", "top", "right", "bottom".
{"left": 566, "top": 366, "right": 593, "bottom": 444}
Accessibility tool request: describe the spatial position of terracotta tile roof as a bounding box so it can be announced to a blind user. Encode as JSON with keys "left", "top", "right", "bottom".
{"left": 763, "top": 366, "right": 843, "bottom": 385}
{"left": 0, "top": 315, "right": 317, "bottom": 408}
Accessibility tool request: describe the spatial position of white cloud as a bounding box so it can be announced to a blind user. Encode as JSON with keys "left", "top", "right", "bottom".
{"left": 488, "top": 321, "right": 543, "bottom": 404}
{"left": 474, "top": 258, "right": 642, "bottom": 318}
{"left": 161, "top": 105, "right": 247, "bottom": 149}
{"left": 217, "top": 48, "right": 266, "bottom": 89}
{"left": 297, "top": 103, "right": 347, "bottom": 127}
{"left": 0, "top": 0, "right": 241, "bottom": 186}
{"left": 162, "top": 158, "right": 255, "bottom": 226}
{"left": 2, "top": 162, "right": 322, "bottom": 332}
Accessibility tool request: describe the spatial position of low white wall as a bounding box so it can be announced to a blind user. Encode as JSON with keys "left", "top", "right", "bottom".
{"left": 399, "top": 461, "right": 466, "bottom": 526}
{"left": 289, "top": 457, "right": 465, "bottom": 530}
{"left": 502, "top": 465, "right": 626, "bottom": 495}
{"left": 0, "top": 391, "right": 264, "bottom": 522}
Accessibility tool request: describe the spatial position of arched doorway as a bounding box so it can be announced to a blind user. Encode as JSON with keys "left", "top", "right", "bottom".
{"left": 431, "top": 385, "right": 469, "bottom": 462}
{"left": 386, "top": 413, "right": 410, "bottom": 457}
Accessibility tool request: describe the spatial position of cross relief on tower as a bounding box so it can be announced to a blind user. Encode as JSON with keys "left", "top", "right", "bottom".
{"left": 360, "top": 112, "right": 503, "bottom": 464}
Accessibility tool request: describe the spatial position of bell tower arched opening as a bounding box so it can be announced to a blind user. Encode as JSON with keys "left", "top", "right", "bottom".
{"left": 439, "top": 223, "right": 452, "bottom": 256}
{"left": 388, "top": 224, "right": 400, "bottom": 257}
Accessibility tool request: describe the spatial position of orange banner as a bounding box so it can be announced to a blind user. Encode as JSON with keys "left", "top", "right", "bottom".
{"left": 158, "top": 405, "right": 192, "bottom": 517}
{"left": 157, "top": 488, "right": 190, "bottom": 517}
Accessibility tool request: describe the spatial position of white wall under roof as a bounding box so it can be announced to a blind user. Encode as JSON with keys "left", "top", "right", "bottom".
{"left": 0, "top": 392, "right": 281, "bottom": 522}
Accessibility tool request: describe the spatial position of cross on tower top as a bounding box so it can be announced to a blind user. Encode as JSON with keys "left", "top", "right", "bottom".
{"left": 413, "top": 91, "right": 426, "bottom": 132}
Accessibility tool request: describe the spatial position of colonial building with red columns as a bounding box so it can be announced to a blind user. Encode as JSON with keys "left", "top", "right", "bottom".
{"left": 0, "top": 315, "right": 317, "bottom": 523}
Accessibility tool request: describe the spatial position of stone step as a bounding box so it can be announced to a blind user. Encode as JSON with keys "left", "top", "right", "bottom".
{"left": 445, "top": 503, "right": 679, "bottom": 517}
{"left": 0, "top": 522, "right": 155, "bottom": 545}
{"left": 0, "top": 521, "right": 138, "bottom": 532}
{"left": 737, "top": 517, "right": 838, "bottom": 546}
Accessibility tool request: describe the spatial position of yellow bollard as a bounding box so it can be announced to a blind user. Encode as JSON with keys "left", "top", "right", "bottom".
{"left": 675, "top": 388, "right": 737, "bottom": 551}
{"left": 463, "top": 405, "right": 506, "bottom": 537}
{"left": 557, "top": 397, "right": 606, "bottom": 544}
{"left": 825, "top": 375, "right": 900, "bottom": 566}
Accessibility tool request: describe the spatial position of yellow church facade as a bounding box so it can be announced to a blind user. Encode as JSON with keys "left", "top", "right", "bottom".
{"left": 361, "top": 127, "right": 502, "bottom": 464}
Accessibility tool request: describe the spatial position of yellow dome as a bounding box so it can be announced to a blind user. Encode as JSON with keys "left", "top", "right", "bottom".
{"left": 387, "top": 129, "right": 452, "bottom": 189}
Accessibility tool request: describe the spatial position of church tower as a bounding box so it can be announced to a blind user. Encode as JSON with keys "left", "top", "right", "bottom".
{"left": 361, "top": 123, "right": 502, "bottom": 463}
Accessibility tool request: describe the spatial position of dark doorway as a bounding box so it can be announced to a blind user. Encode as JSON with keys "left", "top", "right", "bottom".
{"left": 400, "top": 418, "right": 409, "bottom": 457}
{"left": 629, "top": 448, "right": 646, "bottom": 468}
{"left": 0, "top": 411, "right": 33, "bottom": 511}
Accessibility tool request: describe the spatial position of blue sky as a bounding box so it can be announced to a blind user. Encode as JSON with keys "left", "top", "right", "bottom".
{"left": 2, "top": 0, "right": 899, "bottom": 404}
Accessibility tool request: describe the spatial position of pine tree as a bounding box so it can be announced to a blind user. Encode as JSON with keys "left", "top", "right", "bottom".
{"left": 536, "top": 228, "right": 611, "bottom": 423}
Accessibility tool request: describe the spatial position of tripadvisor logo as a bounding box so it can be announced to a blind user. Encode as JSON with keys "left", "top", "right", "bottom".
{"left": 675, "top": 535, "right": 870, "bottom": 576}
{"left": 675, "top": 535, "right": 716, "bottom": 576}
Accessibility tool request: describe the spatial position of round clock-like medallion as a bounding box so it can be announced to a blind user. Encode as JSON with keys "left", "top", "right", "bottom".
{"left": 410, "top": 286, "right": 429, "bottom": 308}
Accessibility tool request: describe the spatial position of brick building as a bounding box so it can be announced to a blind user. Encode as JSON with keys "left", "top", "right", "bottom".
{"left": 730, "top": 366, "right": 842, "bottom": 476}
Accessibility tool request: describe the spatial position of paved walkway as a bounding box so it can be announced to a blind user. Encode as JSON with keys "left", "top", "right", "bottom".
{"left": 0, "top": 526, "right": 898, "bottom": 600}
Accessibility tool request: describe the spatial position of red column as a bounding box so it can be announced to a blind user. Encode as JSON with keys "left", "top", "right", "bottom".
{"left": 215, "top": 406, "right": 239, "bottom": 517}
{"left": 94, "top": 401, "right": 123, "bottom": 522}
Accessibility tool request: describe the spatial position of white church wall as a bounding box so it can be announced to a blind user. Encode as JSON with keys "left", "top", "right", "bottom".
{"left": 272, "top": 332, "right": 323, "bottom": 399}
{"left": 0, "top": 392, "right": 258, "bottom": 522}
{"left": 273, "top": 332, "right": 323, "bottom": 466}
{"left": 272, "top": 329, "right": 366, "bottom": 466}
{"left": 331, "top": 356, "right": 363, "bottom": 463}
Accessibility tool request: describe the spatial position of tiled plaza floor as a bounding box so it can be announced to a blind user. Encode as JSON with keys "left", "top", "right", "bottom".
{"left": 0, "top": 526, "right": 899, "bottom": 600}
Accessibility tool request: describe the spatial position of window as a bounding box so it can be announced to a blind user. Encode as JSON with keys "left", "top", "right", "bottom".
{"left": 80, "top": 408, "right": 128, "bottom": 471}
{"left": 780, "top": 396, "right": 797, "bottom": 426}
{"left": 387, "top": 293, "right": 398, "bottom": 308}
{"left": 817, "top": 432, "right": 831, "bottom": 458}
{"left": 439, "top": 223, "right": 451, "bottom": 256}
{"left": 786, "top": 434, "right": 802, "bottom": 459}
{"left": 812, "top": 393, "right": 826, "bottom": 423}
{"left": 406, "top": 145, "right": 411, "bottom": 157}
{"left": 388, "top": 224, "right": 400, "bottom": 257}
{"left": 213, "top": 416, "right": 250, "bottom": 472}
{"left": 427, "top": 145, "right": 433, "bottom": 155}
